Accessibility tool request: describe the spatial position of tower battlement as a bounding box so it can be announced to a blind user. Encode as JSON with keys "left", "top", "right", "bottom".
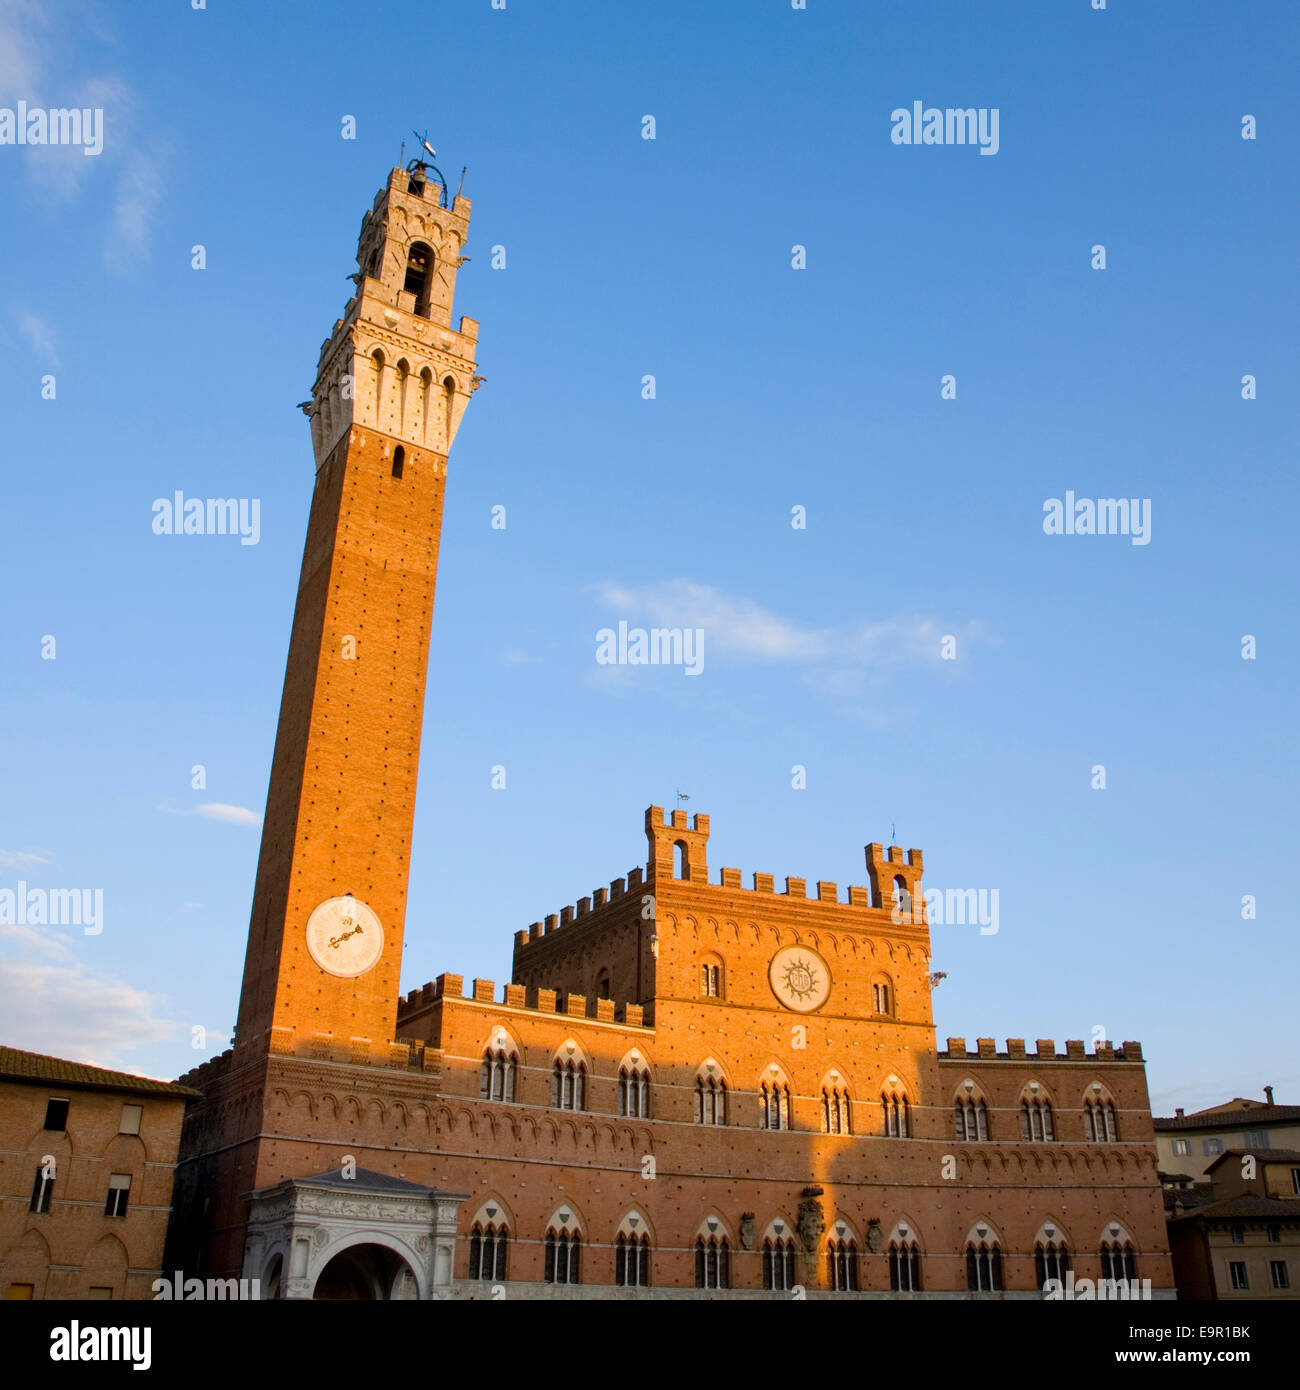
{"left": 511, "top": 806, "right": 928, "bottom": 959}
{"left": 938, "top": 1038, "right": 1145, "bottom": 1063}
{"left": 397, "top": 975, "right": 651, "bottom": 1032}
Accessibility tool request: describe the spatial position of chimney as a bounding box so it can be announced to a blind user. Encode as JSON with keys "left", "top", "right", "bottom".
{"left": 1175, "top": 1107, "right": 1184, "bottom": 1118}
{"left": 1264, "top": 1085, "right": 1275, "bottom": 1106}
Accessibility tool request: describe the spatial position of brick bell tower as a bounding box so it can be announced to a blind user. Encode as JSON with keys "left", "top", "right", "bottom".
{"left": 234, "top": 162, "right": 480, "bottom": 1062}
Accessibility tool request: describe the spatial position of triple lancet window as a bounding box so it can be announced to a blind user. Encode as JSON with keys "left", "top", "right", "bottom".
{"left": 618, "top": 1066, "right": 650, "bottom": 1118}
{"left": 479, "top": 1048, "right": 517, "bottom": 1103}
{"left": 551, "top": 1059, "right": 587, "bottom": 1111}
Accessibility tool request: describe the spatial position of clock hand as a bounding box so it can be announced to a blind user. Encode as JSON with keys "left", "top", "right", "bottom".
{"left": 326, "top": 925, "right": 365, "bottom": 949}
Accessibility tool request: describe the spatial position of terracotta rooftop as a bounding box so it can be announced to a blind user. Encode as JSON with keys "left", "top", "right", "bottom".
{"left": 1168, "top": 1193, "right": 1300, "bottom": 1223}
{"left": 1154, "top": 1104, "right": 1300, "bottom": 1132}
{"left": 0, "top": 1045, "right": 200, "bottom": 1100}
{"left": 1205, "top": 1147, "right": 1300, "bottom": 1171}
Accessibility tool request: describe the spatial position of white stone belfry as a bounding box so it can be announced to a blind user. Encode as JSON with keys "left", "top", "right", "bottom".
{"left": 308, "top": 165, "right": 482, "bottom": 470}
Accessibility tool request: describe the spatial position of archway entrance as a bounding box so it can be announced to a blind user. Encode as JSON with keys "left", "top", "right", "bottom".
{"left": 312, "top": 1243, "right": 419, "bottom": 1300}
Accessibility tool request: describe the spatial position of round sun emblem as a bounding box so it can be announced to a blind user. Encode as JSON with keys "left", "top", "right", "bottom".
{"left": 769, "top": 944, "right": 831, "bottom": 1013}
{"left": 784, "top": 959, "right": 817, "bottom": 998}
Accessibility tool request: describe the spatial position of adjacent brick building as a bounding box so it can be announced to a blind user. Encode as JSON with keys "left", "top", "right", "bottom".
{"left": 0, "top": 1047, "right": 197, "bottom": 1299}
{"left": 168, "top": 163, "right": 1175, "bottom": 1299}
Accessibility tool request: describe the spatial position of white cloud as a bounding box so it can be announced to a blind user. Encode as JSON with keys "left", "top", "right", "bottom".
{"left": 0, "top": 9, "right": 163, "bottom": 265}
{"left": 595, "top": 579, "right": 986, "bottom": 674}
{"left": 14, "top": 310, "right": 57, "bottom": 365}
{"left": 0, "top": 1, "right": 49, "bottom": 103}
{"left": 0, "top": 923, "right": 176, "bottom": 1068}
{"left": 102, "top": 148, "right": 162, "bottom": 271}
{"left": 196, "top": 803, "right": 262, "bottom": 827}
{"left": 598, "top": 579, "right": 828, "bottom": 661}
{"left": 0, "top": 848, "right": 52, "bottom": 869}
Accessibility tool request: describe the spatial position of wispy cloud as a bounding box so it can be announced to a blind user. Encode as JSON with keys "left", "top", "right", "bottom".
{"left": 14, "top": 309, "right": 58, "bottom": 364}
{"left": 0, "top": 7, "right": 163, "bottom": 265}
{"left": 0, "top": 848, "right": 52, "bottom": 869}
{"left": 595, "top": 578, "right": 987, "bottom": 674}
{"left": 0, "top": 1, "right": 49, "bottom": 103}
{"left": 103, "top": 147, "right": 162, "bottom": 271}
{"left": 195, "top": 803, "right": 262, "bottom": 827}
{"left": 0, "top": 923, "right": 176, "bottom": 1069}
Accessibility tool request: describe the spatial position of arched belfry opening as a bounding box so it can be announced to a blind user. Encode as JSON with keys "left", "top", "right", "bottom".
{"left": 404, "top": 241, "right": 434, "bottom": 317}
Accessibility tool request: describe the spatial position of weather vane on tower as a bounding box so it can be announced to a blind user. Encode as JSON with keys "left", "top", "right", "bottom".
{"left": 407, "top": 129, "right": 452, "bottom": 208}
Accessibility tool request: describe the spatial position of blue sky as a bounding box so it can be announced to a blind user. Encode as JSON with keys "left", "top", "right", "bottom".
{"left": 0, "top": 0, "right": 1296, "bottom": 1115}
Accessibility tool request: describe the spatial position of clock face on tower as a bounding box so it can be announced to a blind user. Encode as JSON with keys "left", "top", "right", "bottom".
{"left": 305, "top": 896, "right": 384, "bottom": 977}
{"left": 768, "top": 944, "right": 832, "bottom": 1013}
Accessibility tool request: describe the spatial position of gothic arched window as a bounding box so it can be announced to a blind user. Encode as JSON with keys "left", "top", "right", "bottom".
{"left": 695, "top": 1235, "right": 730, "bottom": 1289}
{"left": 955, "top": 1095, "right": 989, "bottom": 1141}
{"left": 881, "top": 1090, "right": 911, "bottom": 1137}
{"left": 1035, "top": 1240, "right": 1071, "bottom": 1288}
{"left": 544, "top": 1229, "right": 581, "bottom": 1285}
{"left": 761, "top": 1080, "right": 791, "bottom": 1131}
{"left": 615, "top": 1232, "right": 651, "bottom": 1287}
{"left": 827, "top": 1238, "right": 859, "bottom": 1291}
{"left": 694, "top": 1074, "right": 727, "bottom": 1125}
{"left": 965, "top": 1239, "right": 1003, "bottom": 1292}
{"left": 821, "top": 1086, "right": 852, "bottom": 1135}
{"left": 871, "top": 976, "right": 894, "bottom": 1016}
{"left": 1020, "top": 1095, "right": 1055, "bottom": 1142}
{"left": 551, "top": 1058, "right": 586, "bottom": 1111}
{"left": 700, "top": 958, "right": 723, "bottom": 998}
{"left": 1085, "top": 1097, "right": 1118, "bottom": 1142}
{"left": 619, "top": 1065, "right": 651, "bottom": 1118}
{"left": 479, "top": 1046, "right": 517, "bottom": 1103}
{"left": 762, "top": 1237, "right": 798, "bottom": 1291}
{"left": 1100, "top": 1239, "right": 1136, "bottom": 1283}
{"left": 467, "top": 1222, "right": 509, "bottom": 1281}
{"left": 889, "top": 1240, "right": 922, "bottom": 1292}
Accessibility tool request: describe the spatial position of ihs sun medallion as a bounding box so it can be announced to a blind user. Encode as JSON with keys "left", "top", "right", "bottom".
{"left": 768, "top": 944, "right": 832, "bottom": 1013}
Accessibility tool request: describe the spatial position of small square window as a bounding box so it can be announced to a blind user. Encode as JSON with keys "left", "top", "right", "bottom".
{"left": 1244, "top": 1129, "right": 1269, "bottom": 1148}
{"left": 1268, "top": 1224, "right": 1281, "bottom": 1244}
{"left": 1271, "top": 1261, "right": 1290, "bottom": 1290}
{"left": 1231, "top": 1225, "right": 1244, "bottom": 1245}
{"left": 1203, "top": 1137, "right": 1224, "bottom": 1156}
{"left": 43, "top": 1098, "right": 69, "bottom": 1131}
{"left": 87, "top": 1287, "right": 113, "bottom": 1300}
{"left": 7, "top": 1284, "right": 35, "bottom": 1300}
{"left": 1172, "top": 1139, "right": 1190, "bottom": 1156}
{"left": 104, "top": 1173, "right": 131, "bottom": 1218}
{"left": 1229, "top": 1261, "right": 1248, "bottom": 1290}
{"left": 119, "top": 1104, "right": 143, "bottom": 1136}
